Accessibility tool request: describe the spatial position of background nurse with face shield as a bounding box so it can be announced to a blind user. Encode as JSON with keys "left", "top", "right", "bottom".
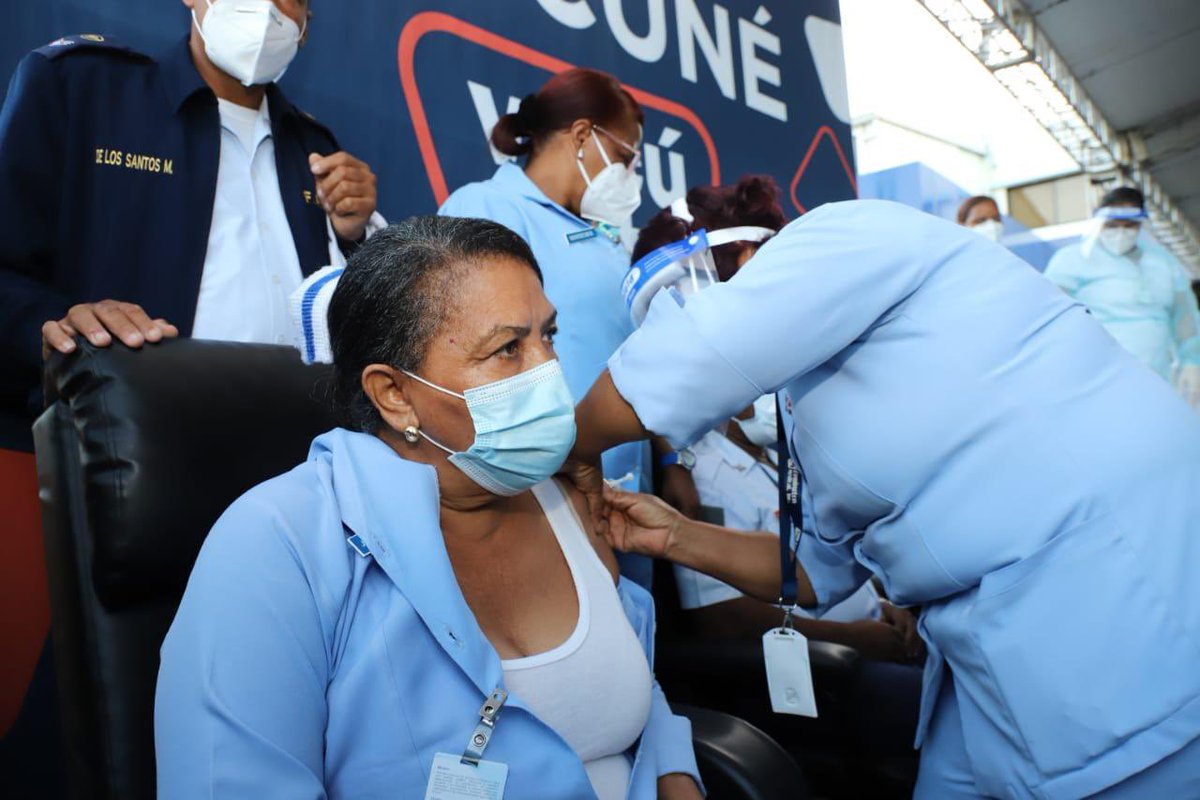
{"left": 567, "top": 197, "right": 1200, "bottom": 798}
{"left": 1044, "top": 186, "right": 1200, "bottom": 407}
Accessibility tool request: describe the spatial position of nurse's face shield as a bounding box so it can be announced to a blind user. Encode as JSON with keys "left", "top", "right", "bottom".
{"left": 1081, "top": 204, "right": 1148, "bottom": 257}
{"left": 622, "top": 225, "right": 775, "bottom": 327}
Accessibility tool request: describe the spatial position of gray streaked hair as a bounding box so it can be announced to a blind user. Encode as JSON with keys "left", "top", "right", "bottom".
{"left": 327, "top": 215, "right": 541, "bottom": 433}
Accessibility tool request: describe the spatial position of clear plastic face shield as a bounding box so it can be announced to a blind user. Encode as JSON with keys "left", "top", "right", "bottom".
{"left": 622, "top": 222, "right": 775, "bottom": 327}
{"left": 1081, "top": 205, "right": 1148, "bottom": 258}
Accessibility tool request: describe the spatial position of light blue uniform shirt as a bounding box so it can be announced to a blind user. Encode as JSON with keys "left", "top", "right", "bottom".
{"left": 1045, "top": 239, "right": 1200, "bottom": 379}
{"left": 608, "top": 200, "right": 1200, "bottom": 798}
{"left": 155, "top": 429, "right": 698, "bottom": 798}
{"left": 439, "top": 163, "right": 650, "bottom": 494}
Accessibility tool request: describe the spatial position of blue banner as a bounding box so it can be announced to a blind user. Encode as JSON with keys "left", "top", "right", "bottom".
{"left": 3, "top": 0, "right": 856, "bottom": 224}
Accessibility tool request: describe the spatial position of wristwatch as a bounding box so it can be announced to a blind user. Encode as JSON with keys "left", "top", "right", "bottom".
{"left": 660, "top": 447, "right": 696, "bottom": 470}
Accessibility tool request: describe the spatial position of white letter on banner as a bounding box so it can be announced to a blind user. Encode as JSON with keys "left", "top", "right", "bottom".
{"left": 537, "top": 0, "right": 598, "bottom": 29}
{"left": 467, "top": 81, "right": 522, "bottom": 165}
{"left": 645, "top": 127, "right": 687, "bottom": 207}
{"left": 676, "top": 0, "right": 736, "bottom": 100}
{"left": 604, "top": 0, "right": 668, "bottom": 63}
{"left": 738, "top": 7, "right": 787, "bottom": 122}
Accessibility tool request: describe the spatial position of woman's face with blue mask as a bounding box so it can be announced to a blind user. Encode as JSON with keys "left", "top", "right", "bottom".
{"left": 401, "top": 257, "right": 560, "bottom": 456}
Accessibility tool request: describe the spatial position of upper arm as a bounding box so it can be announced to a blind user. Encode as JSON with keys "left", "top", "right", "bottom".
{"left": 1043, "top": 248, "right": 1083, "bottom": 294}
{"left": 155, "top": 497, "right": 331, "bottom": 798}
{"left": 557, "top": 479, "right": 620, "bottom": 583}
{"left": 1167, "top": 258, "right": 1200, "bottom": 361}
{"left": 610, "top": 201, "right": 941, "bottom": 447}
{"left": 0, "top": 53, "right": 72, "bottom": 371}
{"left": 0, "top": 53, "right": 64, "bottom": 266}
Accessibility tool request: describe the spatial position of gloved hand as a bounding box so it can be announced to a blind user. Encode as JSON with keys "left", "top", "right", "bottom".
{"left": 1178, "top": 364, "right": 1200, "bottom": 408}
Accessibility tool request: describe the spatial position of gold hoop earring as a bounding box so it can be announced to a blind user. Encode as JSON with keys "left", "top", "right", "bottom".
{"left": 403, "top": 425, "right": 420, "bottom": 444}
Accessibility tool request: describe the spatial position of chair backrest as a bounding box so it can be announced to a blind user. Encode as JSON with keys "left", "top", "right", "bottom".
{"left": 674, "top": 704, "right": 812, "bottom": 800}
{"left": 34, "top": 340, "right": 336, "bottom": 800}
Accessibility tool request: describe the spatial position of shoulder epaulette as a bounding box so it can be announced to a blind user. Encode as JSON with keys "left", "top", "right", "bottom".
{"left": 34, "top": 34, "right": 148, "bottom": 61}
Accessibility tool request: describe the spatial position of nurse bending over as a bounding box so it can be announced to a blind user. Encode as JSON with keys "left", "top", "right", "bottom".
{"left": 571, "top": 200, "right": 1200, "bottom": 799}
{"left": 155, "top": 217, "right": 702, "bottom": 799}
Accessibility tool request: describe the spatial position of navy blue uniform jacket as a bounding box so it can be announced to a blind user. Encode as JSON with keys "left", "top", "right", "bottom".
{"left": 0, "top": 34, "right": 344, "bottom": 449}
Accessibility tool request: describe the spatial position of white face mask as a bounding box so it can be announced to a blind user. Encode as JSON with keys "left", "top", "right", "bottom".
{"left": 577, "top": 129, "right": 643, "bottom": 229}
{"left": 971, "top": 219, "right": 1003, "bottom": 243}
{"left": 734, "top": 395, "right": 778, "bottom": 449}
{"left": 1098, "top": 226, "right": 1139, "bottom": 257}
{"left": 194, "top": 0, "right": 305, "bottom": 88}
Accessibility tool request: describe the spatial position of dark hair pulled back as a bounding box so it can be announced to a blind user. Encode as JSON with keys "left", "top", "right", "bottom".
{"left": 632, "top": 175, "right": 787, "bottom": 281}
{"left": 491, "top": 68, "right": 644, "bottom": 157}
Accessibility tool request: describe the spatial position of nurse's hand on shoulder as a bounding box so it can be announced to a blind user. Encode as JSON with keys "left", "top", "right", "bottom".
{"left": 42, "top": 300, "right": 178, "bottom": 357}
{"left": 309, "top": 151, "right": 377, "bottom": 243}
{"left": 602, "top": 486, "right": 682, "bottom": 558}
{"left": 560, "top": 457, "right": 608, "bottom": 534}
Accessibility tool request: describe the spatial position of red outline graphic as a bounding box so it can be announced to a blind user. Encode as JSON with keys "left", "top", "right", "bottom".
{"left": 789, "top": 125, "right": 857, "bottom": 214}
{"left": 398, "top": 11, "right": 721, "bottom": 205}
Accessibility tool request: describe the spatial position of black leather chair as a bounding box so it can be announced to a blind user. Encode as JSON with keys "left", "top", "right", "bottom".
{"left": 35, "top": 338, "right": 809, "bottom": 799}
{"left": 35, "top": 340, "right": 337, "bottom": 799}
{"left": 675, "top": 704, "right": 810, "bottom": 800}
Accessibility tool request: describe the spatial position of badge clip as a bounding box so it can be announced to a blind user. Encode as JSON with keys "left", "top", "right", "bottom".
{"left": 461, "top": 688, "right": 508, "bottom": 766}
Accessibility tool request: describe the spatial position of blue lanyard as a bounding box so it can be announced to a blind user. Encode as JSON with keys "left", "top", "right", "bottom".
{"left": 775, "top": 396, "right": 804, "bottom": 608}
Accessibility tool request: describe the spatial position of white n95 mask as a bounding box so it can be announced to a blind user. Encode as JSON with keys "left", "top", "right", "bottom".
{"left": 1098, "top": 226, "right": 1140, "bottom": 257}
{"left": 735, "top": 395, "right": 779, "bottom": 448}
{"left": 194, "top": 0, "right": 305, "bottom": 88}
{"left": 577, "top": 129, "right": 643, "bottom": 229}
{"left": 402, "top": 360, "right": 577, "bottom": 496}
{"left": 622, "top": 225, "right": 775, "bottom": 327}
{"left": 971, "top": 219, "right": 1003, "bottom": 244}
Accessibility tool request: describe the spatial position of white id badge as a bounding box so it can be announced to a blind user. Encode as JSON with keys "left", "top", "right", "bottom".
{"left": 763, "top": 626, "right": 818, "bottom": 717}
{"left": 424, "top": 753, "right": 508, "bottom": 800}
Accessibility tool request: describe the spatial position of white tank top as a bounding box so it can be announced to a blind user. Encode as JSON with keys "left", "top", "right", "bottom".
{"left": 501, "top": 481, "right": 653, "bottom": 800}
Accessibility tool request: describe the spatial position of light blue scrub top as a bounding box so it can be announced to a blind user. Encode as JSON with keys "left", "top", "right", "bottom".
{"left": 608, "top": 200, "right": 1200, "bottom": 799}
{"left": 1044, "top": 239, "right": 1200, "bottom": 379}
{"left": 440, "top": 163, "right": 650, "bottom": 493}
{"left": 155, "top": 429, "right": 698, "bottom": 799}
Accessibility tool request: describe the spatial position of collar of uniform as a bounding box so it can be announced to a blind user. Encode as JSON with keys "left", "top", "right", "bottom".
{"left": 491, "top": 162, "right": 592, "bottom": 229}
{"left": 156, "top": 35, "right": 304, "bottom": 123}
{"left": 310, "top": 428, "right": 505, "bottom": 698}
{"left": 263, "top": 82, "right": 303, "bottom": 126}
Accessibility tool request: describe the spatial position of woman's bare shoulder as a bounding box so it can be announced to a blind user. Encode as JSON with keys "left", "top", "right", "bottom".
{"left": 554, "top": 479, "right": 620, "bottom": 584}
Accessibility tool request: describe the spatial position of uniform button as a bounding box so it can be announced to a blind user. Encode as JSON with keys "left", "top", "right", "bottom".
{"left": 271, "top": 274, "right": 282, "bottom": 285}
{"left": 275, "top": 335, "right": 286, "bottom": 344}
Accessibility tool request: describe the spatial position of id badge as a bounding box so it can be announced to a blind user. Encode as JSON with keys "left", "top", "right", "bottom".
{"left": 424, "top": 753, "right": 508, "bottom": 800}
{"left": 762, "top": 627, "right": 818, "bottom": 717}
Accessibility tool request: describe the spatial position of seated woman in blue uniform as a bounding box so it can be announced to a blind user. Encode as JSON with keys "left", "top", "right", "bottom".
{"left": 154, "top": 216, "right": 702, "bottom": 800}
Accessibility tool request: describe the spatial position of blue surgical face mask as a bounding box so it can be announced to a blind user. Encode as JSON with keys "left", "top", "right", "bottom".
{"left": 402, "top": 360, "right": 577, "bottom": 496}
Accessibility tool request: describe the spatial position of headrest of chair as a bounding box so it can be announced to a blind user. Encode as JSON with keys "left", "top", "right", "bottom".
{"left": 44, "top": 339, "right": 337, "bottom": 610}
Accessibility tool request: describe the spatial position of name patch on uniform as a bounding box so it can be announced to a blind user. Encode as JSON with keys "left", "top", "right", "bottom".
{"left": 94, "top": 147, "right": 174, "bottom": 175}
{"left": 565, "top": 228, "right": 597, "bottom": 245}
